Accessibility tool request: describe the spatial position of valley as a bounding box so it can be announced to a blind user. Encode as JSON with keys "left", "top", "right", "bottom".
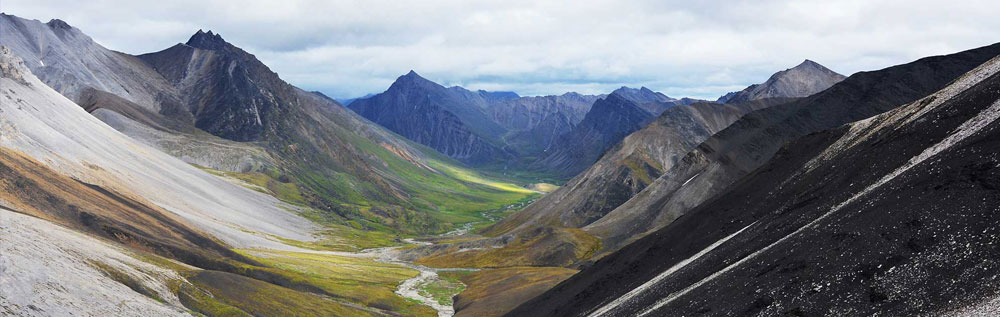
{"left": 2, "top": 5, "right": 1000, "bottom": 317}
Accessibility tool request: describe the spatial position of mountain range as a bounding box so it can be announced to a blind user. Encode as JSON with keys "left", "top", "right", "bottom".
{"left": 348, "top": 71, "right": 602, "bottom": 170}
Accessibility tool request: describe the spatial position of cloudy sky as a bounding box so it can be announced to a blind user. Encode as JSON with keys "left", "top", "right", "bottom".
{"left": 5, "top": 0, "right": 998, "bottom": 99}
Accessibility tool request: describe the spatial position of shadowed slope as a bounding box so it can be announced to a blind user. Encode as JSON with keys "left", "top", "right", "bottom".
{"left": 512, "top": 51, "right": 1000, "bottom": 317}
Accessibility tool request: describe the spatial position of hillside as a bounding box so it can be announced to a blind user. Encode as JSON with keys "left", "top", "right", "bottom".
{"left": 512, "top": 50, "right": 1000, "bottom": 317}
{"left": 1, "top": 14, "right": 536, "bottom": 236}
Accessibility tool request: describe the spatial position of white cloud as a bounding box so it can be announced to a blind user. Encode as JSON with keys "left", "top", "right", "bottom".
{"left": 4, "top": 0, "right": 998, "bottom": 99}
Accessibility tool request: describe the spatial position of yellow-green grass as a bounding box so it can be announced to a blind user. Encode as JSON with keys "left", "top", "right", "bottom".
{"left": 237, "top": 249, "right": 437, "bottom": 316}
{"left": 194, "top": 165, "right": 307, "bottom": 206}
{"left": 451, "top": 267, "right": 578, "bottom": 317}
{"left": 526, "top": 183, "right": 559, "bottom": 193}
{"left": 420, "top": 271, "right": 470, "bottom": 306}
{"left": 275, "top": 224, "right": 402, "bottom": 252}
{"left": 415, "top": 228, "right": 601, "bottom": 268}
{"left": 195, "top": 141, "right": 538, "bottom": 236}
{"left": 184, "top": 270, "right": 377, "bottom": 316}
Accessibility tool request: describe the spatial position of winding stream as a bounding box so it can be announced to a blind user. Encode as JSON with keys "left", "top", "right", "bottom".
{"left": 383, "top": 199, "right": 537, "bottom": 316}
{"left": 333, "top": 199, "right": 538, "bottom": 316}
{"left": 360, "top": 239, "right": 473, "bottom": 317}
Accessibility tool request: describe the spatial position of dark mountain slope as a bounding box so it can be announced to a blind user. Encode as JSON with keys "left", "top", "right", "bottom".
{"left": 533, "top": 93, "right": 659, "bottom": 177}
{"left": 718, "top": 59, "right": 846, "bottom": 103}
{"left": 489, "top": 92, "right": 600, "bottom": 158}
{"left": 531, "top": 86, "right": 705, "bottom": 178}
{"left": 348, "top": 71, "right": 512, "bottom": 164}
{"left": 511, "top": 53, "right": 1000, "bottom": 316}
{"left": 583, "top": 42, "right": 1000, "bottom": 252}
{"left": 492, "top": 98, "right": 789, "bottom": 232}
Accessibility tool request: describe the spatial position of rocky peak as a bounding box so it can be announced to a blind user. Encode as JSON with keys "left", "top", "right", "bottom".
{"left": 45, "top": 19, "right": 72, "bottom": 30}
{"left": 389, "top": 70, "right": 440, "bottom": 91}
{"left": 591, "top": 92, "right": 647, "bottom": 117}
{"left": 718, "top": 59, "right": 846, "bottom": 103}
{"left": 611, "top": 86, "right": 674, "bottom": 104}
{"left": 186, "top": 29, "right": 229, "bottom": 50}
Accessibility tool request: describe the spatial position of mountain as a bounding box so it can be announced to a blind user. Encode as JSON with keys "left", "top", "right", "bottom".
{"left": 718, "top": 59, "right": 846, "bottom": 103}
{"left": 492, "top": 98, "right": 789, "bottom": 232}
{"left": 532, "top": 88, "right": 701, "bottom": 177}
{"left": 349, "top": 71, "right": 600, "bottom": 168}
{"left": 0, "top": 13, "right": 274, "bottom": 172}
{"left": 488, "top": 92, "right": 600, "bottom": 158}
{"left": 348, "top": 71, "right": 513, "bottom": 164}
{"left": 511, "top": 49, "right": 1000, "bottom": 317}
{"left": 578, "top": 43, "right": 1000, "bottom": 254}
{"left": 0, "top": 14, "right": 535, "bottom": 237}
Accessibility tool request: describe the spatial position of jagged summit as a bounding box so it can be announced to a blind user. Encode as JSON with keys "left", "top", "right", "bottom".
{"left": 388, "top": 70, "right": 444, "bottom": 91}
{"left": 397, "top": 70, "right": 428, "bottom": 81}
{"left": 611, "top": 86, "right": 674, "bottom": 104}
{"left": 45, "top": 18, "right": 72, "bottom": 29}
{"left": 186, "top": 29, "right": 228, "bottom": 50}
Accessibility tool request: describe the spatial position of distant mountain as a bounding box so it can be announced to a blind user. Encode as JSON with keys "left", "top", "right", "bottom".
{"left": 349, "top": 71, "right": 600, "bottom": 167}
{"left": 718, "top": 59, "right": 846, "bottom": 103}
{"left": 531, "top": 87, "right": 703, "bottom": 177}
{"left": 512, "top": 46, "right": 1000, "bottom": 317}
{"left": 489, "top": 92, "right": 600, "bottom": 157}
{"left": 348, "top": 71, "right": 513, "bottom": 164}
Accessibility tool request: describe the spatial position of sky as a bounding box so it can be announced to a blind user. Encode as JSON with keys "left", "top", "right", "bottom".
{"left": 3, "top": 0, "right": 998, "bottom": 100}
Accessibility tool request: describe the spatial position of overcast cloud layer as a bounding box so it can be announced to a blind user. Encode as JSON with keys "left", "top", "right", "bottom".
{"left": 3, "top": 0, "right": 998, "bottom": 99}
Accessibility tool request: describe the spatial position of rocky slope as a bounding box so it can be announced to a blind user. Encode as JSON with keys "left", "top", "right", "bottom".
{"left": 0, "top": 46, "right": 316, "bottom": 249}
{"left": 489, "top": 92, "right": 600, "bottom": 158}
{"left": 579, "top": 42, "right": 1000, "bottom": 253}
{"left": 532, "top": 90, "right": 687, "bottom": 178}
{"left": 0, "top": 207, "right": 192, "bottom": 316}
{"left": 717, "top": 59, "right": 846, "bottom": 103}
{"left": 0, "top": 14, "right": 275, "bottom": 173}
{"left": 512, "top": 51, "right": 1000, "bottom": 317}
{"left": 494, "top": 98, "right": 789, "bottom": 232}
